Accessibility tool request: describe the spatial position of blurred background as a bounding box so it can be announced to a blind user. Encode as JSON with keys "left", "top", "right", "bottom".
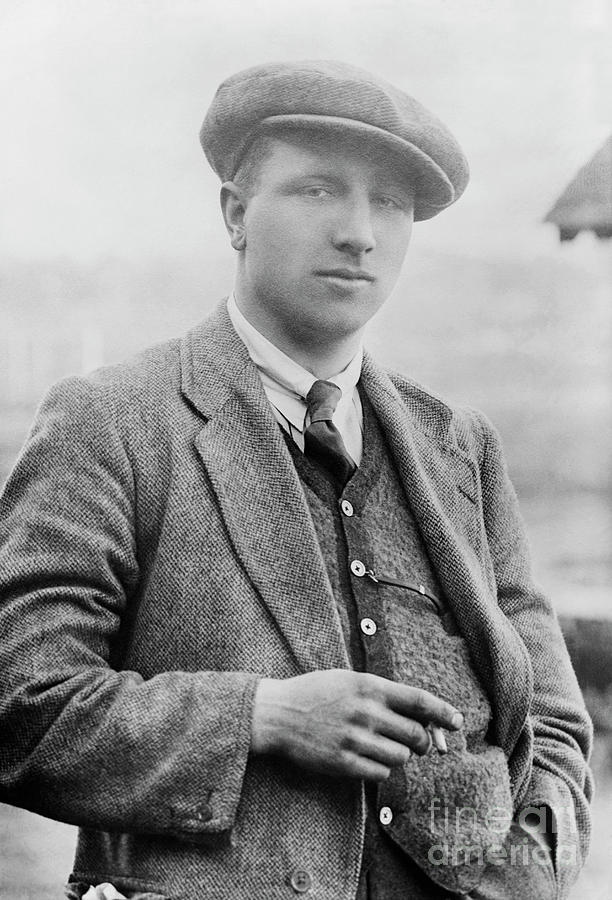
{"left": 1, "top": 0, "right": 611, "bottom": 896}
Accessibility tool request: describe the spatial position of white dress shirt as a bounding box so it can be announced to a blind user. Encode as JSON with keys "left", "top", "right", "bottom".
{"left": 227, "top": 294, "right": 364, "bottom": 465}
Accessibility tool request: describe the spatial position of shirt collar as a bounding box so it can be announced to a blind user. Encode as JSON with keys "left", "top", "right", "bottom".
{"left": 227, "top": 293, "right": 363, "bottom": 430}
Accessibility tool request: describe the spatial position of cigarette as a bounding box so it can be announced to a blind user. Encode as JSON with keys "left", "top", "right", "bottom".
{"left": 430, "top": 725, "right": 448, "bottom": 754}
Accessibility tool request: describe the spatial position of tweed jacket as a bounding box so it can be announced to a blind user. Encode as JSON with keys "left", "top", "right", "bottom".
{"left": 0, "top": 302, "right": 592, "bottom": 900}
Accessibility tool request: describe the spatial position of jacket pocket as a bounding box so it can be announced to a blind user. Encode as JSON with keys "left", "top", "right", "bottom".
{"left": 65, "top": 876, "right": 170, "bottom": 900}
{"left": 467, "top": 820, "right": 557, "bottom": 900}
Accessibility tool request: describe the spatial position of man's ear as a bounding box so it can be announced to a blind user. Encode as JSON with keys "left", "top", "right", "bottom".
{"left": 220, "top": 181, "right": 247, "bottom": 251}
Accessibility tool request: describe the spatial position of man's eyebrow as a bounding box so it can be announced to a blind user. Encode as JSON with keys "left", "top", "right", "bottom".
{"left": 281, "top": 171, "right": 344, "bottom": 185}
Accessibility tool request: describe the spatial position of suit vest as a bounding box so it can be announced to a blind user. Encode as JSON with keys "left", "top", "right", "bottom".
{"left": 285, "top": 390, "right": 513, "bottom": 897}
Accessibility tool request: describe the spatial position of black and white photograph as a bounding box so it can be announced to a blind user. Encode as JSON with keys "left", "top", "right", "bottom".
{"left": 1, "top": 1, "right": 611, "bottom": 898}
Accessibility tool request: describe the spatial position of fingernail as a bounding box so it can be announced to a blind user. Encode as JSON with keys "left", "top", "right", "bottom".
{"left": 431, "top": 726, "right": 448, "bottom": 754}
{"left": 451, "top": 712, "right": 464, "bottom": 730}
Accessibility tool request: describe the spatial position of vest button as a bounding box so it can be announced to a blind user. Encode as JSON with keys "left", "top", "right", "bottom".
{"left": 379, "top": 806, "right": 393, "bottom": 826}
{"left": 290, "top": 868, "right": 312, "bottom": 893}
{"left": 350, "top": 559, "right": 366, "bottom": 577}
{"left": 360, "top": 617, "right": 377, "bottom": 635}
{"left": 340, "top": 499, "right": 354, "bottom": 517}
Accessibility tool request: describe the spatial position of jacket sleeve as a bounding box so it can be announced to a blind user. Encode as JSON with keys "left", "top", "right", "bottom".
{"left": 473, "top": 408, "right": 593, "bottom": 897}
{"left": 0, "top": 376, "right": 260, "bottom": 841}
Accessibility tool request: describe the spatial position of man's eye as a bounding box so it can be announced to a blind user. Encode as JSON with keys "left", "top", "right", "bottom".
{"left": 300, "top": 187, "right": 332, "bottom": 198}
{"left": 375, "top": 195, "right": 403, "bottom": 210}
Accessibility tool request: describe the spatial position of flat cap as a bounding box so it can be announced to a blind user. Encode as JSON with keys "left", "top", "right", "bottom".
{"left": 200, "top": 60, "right": 469, "bottom": 221}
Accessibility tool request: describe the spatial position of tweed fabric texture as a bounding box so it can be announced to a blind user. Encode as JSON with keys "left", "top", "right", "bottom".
{"left": 290, "top": 398, "right": 558, "bottom": 898}
{"left": 358, "top": 355, "right": 594, "bottom": 900}
{"left": 0, "top": 300, "right": 592, "bottom": 900}
{"left": 199, "top": 59, "right": 469, "bottom": 221}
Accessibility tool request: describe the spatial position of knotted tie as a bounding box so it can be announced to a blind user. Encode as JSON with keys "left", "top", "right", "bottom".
{"left": 304, "top": 380, "right": 357, "bottom": 489}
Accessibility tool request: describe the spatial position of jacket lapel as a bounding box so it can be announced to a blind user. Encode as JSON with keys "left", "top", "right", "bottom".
{"left": 180, "top": 303, "right": 349, "bottom": 673}
{"left": 361, "top": 355, "right": 533, "bottom": 759}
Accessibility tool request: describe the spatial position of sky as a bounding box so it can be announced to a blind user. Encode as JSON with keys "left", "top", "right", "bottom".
{"left": 1, "top": 0, "right": 611, "bottom": 265}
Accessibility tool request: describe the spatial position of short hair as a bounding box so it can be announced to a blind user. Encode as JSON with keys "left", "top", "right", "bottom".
{"left": 231, "top": 132, "right": 279, "bottom": 199}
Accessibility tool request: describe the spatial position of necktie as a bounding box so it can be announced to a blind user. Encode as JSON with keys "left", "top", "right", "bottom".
{"left": 304, "top": 380, "right": 357, "bottom": 489}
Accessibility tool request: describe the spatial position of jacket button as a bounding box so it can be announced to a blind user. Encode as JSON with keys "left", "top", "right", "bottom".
{"left": 340, "top": 499, "right": 354, "bottom": 517}
{"left": 350, "top": 559, "right": 366, "bottom": 577}
{"left": 290, "top": 868, "right": 312, "bottom": 893}
{"left": 379, "top": 806, "right": 393, "bottom": 826}
{"left": 194, "top": 802, "right": 212, "bottom": 822}
{"left": 360, "top": 617, "right": 377, "bottom": 635}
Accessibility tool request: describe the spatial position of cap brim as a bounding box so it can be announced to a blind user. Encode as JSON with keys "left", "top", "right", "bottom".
{"left": 247, "top": 114, "right": 456, "bottom": 221}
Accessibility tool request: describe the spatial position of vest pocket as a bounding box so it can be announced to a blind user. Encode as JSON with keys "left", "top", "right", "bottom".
{"left": 381, "top": 742, "right": 514, "bottom": 895}
{"left": 388, "top": 600, "right": 493, "bottom": 736}
{"left": 384, "top": 598, "right": 513, "bottom": 894}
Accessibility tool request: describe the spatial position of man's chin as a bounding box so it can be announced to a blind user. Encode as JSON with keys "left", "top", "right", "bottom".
{"left": 298, "top": 311, "right": 374, "bottom": 345}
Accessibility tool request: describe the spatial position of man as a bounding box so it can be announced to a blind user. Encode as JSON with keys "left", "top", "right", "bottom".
{"left": 0, "top": 61, "right": 593, "bottom": 900}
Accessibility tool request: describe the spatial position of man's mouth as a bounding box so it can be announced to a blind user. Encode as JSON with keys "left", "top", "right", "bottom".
{"left": 315, "top": 268, "right": 376, "bottom": 283}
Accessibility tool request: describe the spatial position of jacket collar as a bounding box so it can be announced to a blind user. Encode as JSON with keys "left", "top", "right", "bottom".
{"left": 360, "top": 351, "right": 454, "bottom": 445}
{"left": 181, "top": 300, "right": 454, "bottom": 441}
{"left": 180, "top": 300, "right": 258, "bottom": 419}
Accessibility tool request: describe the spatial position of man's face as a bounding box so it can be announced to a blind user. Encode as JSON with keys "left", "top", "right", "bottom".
{"left": 233, "top": 130, "right": 414, "bottom": 348}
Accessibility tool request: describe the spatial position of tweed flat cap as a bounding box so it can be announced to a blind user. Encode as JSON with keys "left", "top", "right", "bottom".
{"left": 200, "top": 60, "right": 469, "bottom": 221}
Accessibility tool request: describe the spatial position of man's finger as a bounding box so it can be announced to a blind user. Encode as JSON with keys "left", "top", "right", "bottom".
{"left": 338, "top": 749, "right": 392, "bottom": 783}
{"left": 369, "top": 706, "right": 434, "bottom": 755}
{"left": 347, "top": 729, "right": 413, "bottom": 768}
{"left": 369, "top": 675, "right": 464, "bottom": 730}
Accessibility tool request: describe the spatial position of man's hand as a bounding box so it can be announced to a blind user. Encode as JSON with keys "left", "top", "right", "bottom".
{"left": 250, "top": 670, "right": 464, "bottom": 782}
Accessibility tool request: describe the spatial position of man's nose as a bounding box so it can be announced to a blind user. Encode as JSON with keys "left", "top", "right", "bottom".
{"left": 331, "top": 196, "right": 377, "bottom": 255}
